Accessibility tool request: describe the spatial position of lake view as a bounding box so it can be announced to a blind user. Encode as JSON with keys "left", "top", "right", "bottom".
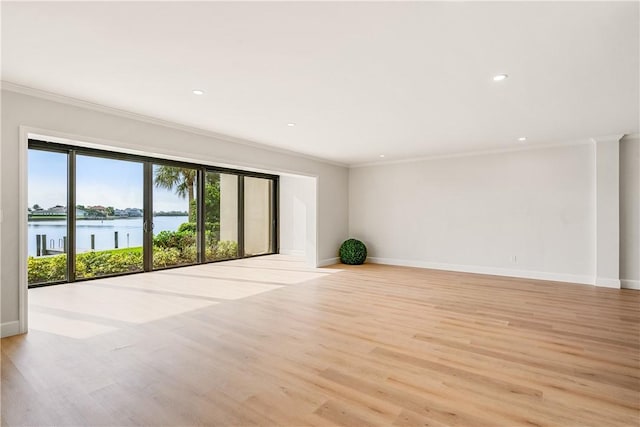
{"left": 28, "top": 216, "right": 188, "bottom": 256}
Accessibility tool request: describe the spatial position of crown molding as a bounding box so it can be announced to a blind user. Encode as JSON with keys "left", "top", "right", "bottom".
{"left": 1, "top": 81, "right": 348, "bottom": 168}
{"left": 590, "top": 134, "right": 625, "bottom": 144}
{"left": 621, "top": 133, "right": 640, "bottom": 142}
{"left": 350, "top": 137, "right": 604, "bottom": 168}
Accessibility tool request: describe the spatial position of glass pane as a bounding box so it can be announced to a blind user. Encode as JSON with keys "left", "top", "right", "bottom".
{"left": 75, "top": 155, "right": 144, "bottom": 279}
{"left": 205, "top": 172, "right": 238, "bottom": 261}
{"left": 152, "top": 164, "right": 198, "bottom": 269}
{"left": 28, "top": 149, "right": 68, "bottom": 285}
{"left": 244, "top": 177, "right": 273, "bottom": 256}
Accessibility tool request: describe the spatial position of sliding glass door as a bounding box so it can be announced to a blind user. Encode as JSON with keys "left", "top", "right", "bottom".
{"left": 244, "top": 177, "right": 274, "bottom": 256}
{"left": 75, "top": 154, "right": 144, "bottom": 279}
{"left": 152, "top": 164, "right": 198, "bottom": 269}
{"left": 205, "top": 172, "right": 239, "bottom": 261}
{"left": 27, "top": 149, "right": 68, "bottom": 286}
{"left": 27, "top": 139, "right": 279, "bottom": 288}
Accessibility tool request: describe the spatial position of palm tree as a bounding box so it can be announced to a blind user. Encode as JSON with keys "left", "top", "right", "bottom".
{"left": 154, "top": 166, "right": 197, "bottom": 222}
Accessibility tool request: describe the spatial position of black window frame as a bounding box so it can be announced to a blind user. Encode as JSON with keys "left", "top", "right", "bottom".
{"left": 27, "top": 139, "right": 279, "bottom": 288}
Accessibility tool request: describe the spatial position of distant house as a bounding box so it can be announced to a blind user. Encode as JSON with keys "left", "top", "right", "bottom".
{"left": 87, "top": 205, "right": 107, "bottom": 215}
{"left": 29, "top": 205, "right": 67, "bottom": 219}
{"left": 48, "top": 205, "right": 66, "bottom": 213}
{"left": 125, "top": 208, "right": 143, "bottom": 217}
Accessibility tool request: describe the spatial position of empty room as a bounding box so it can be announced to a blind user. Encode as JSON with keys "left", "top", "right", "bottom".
{"left": 1, "top": 1, "right": 639, "bottom": 426}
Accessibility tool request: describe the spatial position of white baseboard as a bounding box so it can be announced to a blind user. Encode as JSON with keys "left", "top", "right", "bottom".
{"left": 317, "top": 257, "right": 339, "bottom": 267}
{"left": 621, "top": 279, "right": 640, "bottom": 290}
{"left": 595, "top": 277, "right": 621, "bottom": 289}
{"left": 1, "top": 321, "right": 21, "bottom": 338}
{"left": 280, "top": 249, "right": 305, "bottom": 256}
{"left": 367, "top": 257, "right": 595, "bottom": 286}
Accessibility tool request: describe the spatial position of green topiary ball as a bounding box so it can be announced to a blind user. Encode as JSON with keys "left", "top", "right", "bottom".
{"left": 339, "top": 238, "right": 367, "bottom": 265}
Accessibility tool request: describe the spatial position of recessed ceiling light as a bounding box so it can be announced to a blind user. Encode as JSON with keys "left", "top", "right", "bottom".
{"left": 287, "top": 123, "right": 296, "bottom": 127}
{"left": 518, "top": 137, "right": 527, "bottom": 142}
{"left": 493, "top": 74, "right": 508, "bottom": 82}
{"left": 379, "top": 154, "right": 385, "bottom": 158}
{"left": 192, "top": 89, "right": 205, "bottom": 95}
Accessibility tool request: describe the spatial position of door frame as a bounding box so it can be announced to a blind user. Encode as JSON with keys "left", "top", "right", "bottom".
{"left": 20, "top": 126, "right": 280, "bottom": 334}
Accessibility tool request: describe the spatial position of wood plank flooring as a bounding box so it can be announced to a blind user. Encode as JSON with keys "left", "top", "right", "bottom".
{"left": 1, "top": 255, "right": 639, "bottom": 426}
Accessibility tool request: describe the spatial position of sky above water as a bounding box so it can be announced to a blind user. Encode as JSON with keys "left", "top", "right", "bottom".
{"left": 28, "top": 149, "right": 190, "bottom": 212}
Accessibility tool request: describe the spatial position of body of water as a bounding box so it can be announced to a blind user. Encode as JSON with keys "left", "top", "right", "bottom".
{"left": 28, "top": 216, "right": 188, "bottom": 256}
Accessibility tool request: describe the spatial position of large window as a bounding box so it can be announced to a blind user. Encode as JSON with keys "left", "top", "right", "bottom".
{"left": 152, "top": 164, "right": 199, "bottom": 269}
{"left": 27, "top": 149, "right": 68, "bottom": 286}
{"left": 205, "top": 172, "right": 239, "bottom": 261}
{"left": 27, "top": 140, "right": 278, "bottom": 287}
{"left": 75, "top": 155, "right": 144, "bottom": 279}
{"left": 244, "top": 177, "right": 274, "bottom": 256}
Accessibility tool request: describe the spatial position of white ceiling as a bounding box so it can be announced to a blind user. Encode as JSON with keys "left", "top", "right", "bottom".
{"left": 2, "top": 1, "right": 638, "bottom": 165}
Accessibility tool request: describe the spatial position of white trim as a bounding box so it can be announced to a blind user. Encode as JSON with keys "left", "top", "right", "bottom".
{"left": 313, "top": 176, "right": 320, "bottom": 268}
{"left": 621, "top": 133, "right": 640, "bottom": 142}
{"left": 18, "top": 127, "right": 29, "bottom": 335}
{"left": 0, "top": 62, "right": 2, "bottom": 338}
{"left": 280, "top": 249, "right": 305, "bottom": 256}
{"left": 2, "top": 81, "right": 348, "bottom": 168}
{"left": 351, "top": 137, "right": 610, "bottom": 168}
{"left": 621, "top": 279, "right": 640, "bottom": 290}
{"left": 367, "top": 257, "right": 595, "bottom": 286}
{"left": 1, "top": 321, "right": 21, "bottom": 338}
{"left": 590, "top": 135, "right": 625, "bottom": 145}
{"left": 317, "top": 257, "right": 339, "bottom": 267}
{"left": 595, "top": 277, "right": 621, "bottom": 289}
{"left": 592, "top": 139, "right": 598, "bottom": 294}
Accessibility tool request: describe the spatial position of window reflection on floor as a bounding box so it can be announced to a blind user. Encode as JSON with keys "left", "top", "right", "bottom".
{"left": 28, "top": 255, "right": 340, "bottom": 339}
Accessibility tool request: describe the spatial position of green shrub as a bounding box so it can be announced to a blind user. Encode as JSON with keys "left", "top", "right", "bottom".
{"left": 76, "top": 248, "right": 143, "bottom": 278}
{"left": 28, "top": 236, "right": 239, "bottom": 284}
{"left": 28, "top": 247, "right": 144, "bottom": 283}
{"left": 152, "top": 246, "right": 182, "bottom": 268}
{"left": 339, "top": 239, "right": 367, "bottom": 265}
{"left": 181, "top": 245, "right": 198, "bottom": 263}
{"left": 153, "top": 229, "right": 197, "bottom": 264}
{"left": 178, "top": 221, "right": 219, "bottom": 235}
{"left": 177, "top": 222, "right": 197, "bottom": 233}
{"left": 152, "top": 230, "right": 174, "bottom": 248}
{"left": 205, "top": 240, "right": 238, "bottom": 261}
{"left": 216, "top": 240, "right": 238, "bottom": 259}
{"left": 28, "top": 254, "right": 67, "bottom": 284}
{"left": 153, "top": 230, "right": 195, "bottom": 249}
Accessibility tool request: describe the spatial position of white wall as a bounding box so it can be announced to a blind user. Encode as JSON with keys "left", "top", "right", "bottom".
{"left": 350, "top": 143, "right": 599, "bottom": 284}
{"left": 620, "top": 135, "right": 640, "bottom": 289}
{"left": 279, "top": 175, "right": 316, "bottom": 266}
{"left": 0, "top": 88, "right": 348, "bottom": 335}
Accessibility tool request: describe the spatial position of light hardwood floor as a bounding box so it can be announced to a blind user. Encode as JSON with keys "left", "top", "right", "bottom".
{"left": 2, "top": 255, "right": 639, "bottom": 426}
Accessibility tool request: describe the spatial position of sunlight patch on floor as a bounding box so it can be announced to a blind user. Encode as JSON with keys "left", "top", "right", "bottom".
{"left": 29, "top": 283, "right": 219, "bottom": 325}
{"left": 101, "top": 269, "right": 285, "bottom": 300}
{"left": 27, "top": 255, "right": 338, "bottom": 339}
{"left": 28, "top": 311, "right": 118, "bottom": 339}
